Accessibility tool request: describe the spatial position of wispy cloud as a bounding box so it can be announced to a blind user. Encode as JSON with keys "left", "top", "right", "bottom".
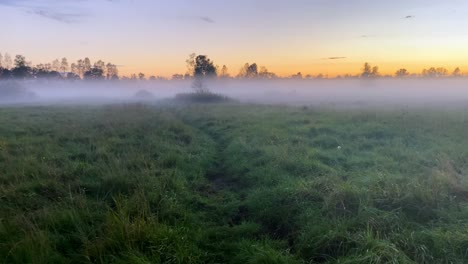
{"left": 177, "top": 15, "right": 216, "bottom": 24}
{"left": 405, "top": 15, "right": 415, "bottom": 19}
{"left": 0, "top": 0, "right": 113, "bottom": 23}
{"left": 198, "top": 16, "right": 215, "bottom": 23}
{"left": 323, "top": 57, "right": 347, "bottom": 60}
{"left": 28, "top": 9, "right": 86, "bottom": 24}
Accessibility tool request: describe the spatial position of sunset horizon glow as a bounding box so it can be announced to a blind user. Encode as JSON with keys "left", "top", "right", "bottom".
{"left": 2, "top": 0, "right": 468, "bottom": 78}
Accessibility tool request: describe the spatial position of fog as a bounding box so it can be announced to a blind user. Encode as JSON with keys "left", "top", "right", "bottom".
{"left": 2, "top": 79, "right": 468, "bottom": 108}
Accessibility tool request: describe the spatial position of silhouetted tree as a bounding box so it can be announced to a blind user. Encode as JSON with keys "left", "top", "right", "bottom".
{"left": 52, "top": 59, "right": 60, "bottom": 72}
{"left": 361, "top": 62, "right": 379, "bottom": 78}
{"left": 0, "top": 52, "right": 3, "bottom": 69}
{"left": 452, "top": 67, "right": 462, "bottom": 77}
{"left": 94, "top": 60, "right": 106, "bottom": 72}
{"left": 83, "top": 67, "right": 104, "bottom": 80}
{"left": 220, "top": 65, "right": 229, "bottom": 78}
{"left": 246, "top": 63, "right": 258, "bottom": 78}
{"left": 361, "top": 62, "right": 372, "bottom": 78}
{"left": 395, "top": 68, "right": 409, "bottom": 78}
{"left": 291, "top": 72, "right": 302, "bottom": 79}
{"left": 66, "top": 72, "right": 80, "bottom": 80}
{"left": 3, "top": 53, "right": 12, "bottom": 70}
{"left": 11, "top": 55, "right": 31, "bottom": 79}
{"left": 138, "top": 73, "right": 146, "bottom": 80}
{"left": 371, "top": 66, "right": 379, "bottom": 77}
{"left": 192, "top": 55, "right": 217, "bottom": 93}
{"left": 422, "top": 67, "right": 448, "bottom": 78}
{"left": 60, "top": 58, "right": 69, "bottom": 73}
{"left": 172, "top": 74, "right": 184, "bottom": 80}
{"left": 83, "top": 58, "right": 92, "bottom": 73}
{"left": 106, "top": 63, "right": 119, "bottom": 80}
{"left": 185, "top": 53, "right": 196, "bottom": 77}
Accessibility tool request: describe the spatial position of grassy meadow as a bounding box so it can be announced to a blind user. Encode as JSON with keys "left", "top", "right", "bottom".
{"left": 1, "top": 103, "right": 468, "bottom": 263}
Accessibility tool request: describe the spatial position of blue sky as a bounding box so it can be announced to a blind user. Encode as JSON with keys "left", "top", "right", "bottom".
{"left": 1, "top": 0, "right": 468, "bottom": 76}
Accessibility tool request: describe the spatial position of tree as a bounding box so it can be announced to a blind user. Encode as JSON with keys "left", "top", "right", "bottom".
{"left": 452, "top": 67, "right": 462, "bottom": 77}
{"left": 422, "top": 67, "right": 448, "bottom": 78}
{"left": 60, "top": 58, "right": 69, "bottom": 72}
{"left": 395, "top": 68, "right": 409, "bottom": 78}
{"left": 172, "top": 74, "right": 184, "bottom": 80}
{"left": 94, "top": 60, "right": 106, "bottom": 72}
{"left": 3, "top": 53, "right": 12, "bottom": 70}
{"left": 83, "top": 67, "right": 104, "bottom": 80}
{"left": 52, "top": 59, "right": 60, "bottom": 72}
{"left": 192, "top": 55, "right": 217, "bottom": 93}
{"left": 220, "top": 65, "right": 229, "bottom": 78}
{"left": 14, "top": 55, "right": 26, "bottom": 68}
{"left": 83, "top": 58, "right": 92, "bottom": 73}
{"left": 361, "top": 62, "right": 372, "bottom": 78}
{"left": 106, "top": 63, "right": 119, "bottom": 80}
{"left": 185, "top": 53, "right": 196, "bottom": 77}
{"left": 361, "top": 62, "right": 379, "bottom": 78}
{"left": 371, "top": 66, "right": 379, "bottom": 77}
{"left": 11, "top": 55, "right": 31, "bottom": 79}
{"left": 138, "top": 72, "right": 145, "bottom": 80}
{"left": 291, "top": 72, "right": 302, "bottom": 79}
{"left": 246, "top": 63, "right": 258, "bottom": 78}
{"left": 0, "top": 52, "right": 2, "bottom": 68}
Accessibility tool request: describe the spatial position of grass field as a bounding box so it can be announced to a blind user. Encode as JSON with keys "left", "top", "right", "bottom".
{"left": 1, "top": 103, "right": 468, "bottom": 263}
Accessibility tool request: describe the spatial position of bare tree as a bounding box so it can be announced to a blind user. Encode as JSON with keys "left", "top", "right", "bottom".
{"left": 4, "top": 53, "right": 12, "bottom": 70}
{"left": 185, "top": 53, "right": 196, "bottom": 77}
{"left": 220, "top": 65, "right": 229, "bottom": 78}
{"left": 52, "top": 59, "right": 60, "bottom": 72}
{"left": 60, "top": 58, "right": 69, "bottom": 73}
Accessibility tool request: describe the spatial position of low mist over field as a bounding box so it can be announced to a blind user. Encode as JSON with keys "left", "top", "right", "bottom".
{"left": 3, "top": 78, "right": 468, "bottom": 107}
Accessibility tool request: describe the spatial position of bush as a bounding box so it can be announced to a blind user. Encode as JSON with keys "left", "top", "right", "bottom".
{"left": 174, "top": 92, "right": 235, "bottom": 104}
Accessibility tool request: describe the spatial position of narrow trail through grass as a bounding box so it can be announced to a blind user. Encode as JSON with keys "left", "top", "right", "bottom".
{"left": 2, "top": 104, "right": 468, "bottom": 263}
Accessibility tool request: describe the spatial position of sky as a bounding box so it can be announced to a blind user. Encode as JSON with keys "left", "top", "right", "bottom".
{"left": 1, "top": 0, "right": 468, "bottom": 77}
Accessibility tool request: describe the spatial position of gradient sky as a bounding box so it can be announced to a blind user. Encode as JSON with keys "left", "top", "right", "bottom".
{"left": 2, "top": 0, "right": 468, "bottom": 77}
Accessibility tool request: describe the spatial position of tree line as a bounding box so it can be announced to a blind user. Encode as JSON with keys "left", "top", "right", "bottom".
{"left": 0, "top": 52, "right": 465, "bottom": 81}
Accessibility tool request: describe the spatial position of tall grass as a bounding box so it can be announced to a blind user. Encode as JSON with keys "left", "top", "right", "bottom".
{"left": 1, "top": 104, "right": 468, "bottom": 263}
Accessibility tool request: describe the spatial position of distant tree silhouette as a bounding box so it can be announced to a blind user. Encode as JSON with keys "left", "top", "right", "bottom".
{"left": 106, "top": 63, "right": 119, "bottom": 80}
{"left": 52, "top": 59, "right": 60, "bottom": 72}
{"left": 361, "top": 62, "right": 379, "bottom": 78}
{"left": 291, "top": 72, "right": 302, "bottom": 79}
{"left": 0, "top": 67, "right": 11, "bottom": 79}
{"left": 258, "top": 66, "right": 276, "bottom": 79}
{"left": 220, "top": 65, "right": 229, "bottom": 78}
{"left": 422, "top": 67, "right": 448, "bottom": 78}
{"left": 83, "top": 58, "right": 92, "bottom": 73}
{"left": 0, "top": 52, "right": 3, "bottom": 69}
{"left": 83, "top": 67, "right": 104, "bottom": 80}
{"left": 60, "top": 58, "right": 69, "bottom": 73}
{"left": 185, "top": 53, "right": 196, "bottom": 77}
{"left": 94, "top": 60, "right": 106, "bottom": 74}
{"left": 371, "top": 66, "right": 379, "bottom": 77}
{"left": 452, "top": 67, "right": 462, "bottom": 77}
{"left": 11, "top": 55, "right": 32, "bottom": 79}
{"left": 172, "top": 74, "right": 184, "bottom": 80}
{"left": 192, "top": 55, "right": 217, "bottom": 93}
{"left": 361, "top": 62, "right": 372, "bottom": 78}
{"left": 246, "top": 63, "right": 258, "bottom": 78}
{"left": 395, "top": 68, "right": 409, "bottom": 78}
{"left": 3, "top": 53, "right": 12, "bottom": 70}
{"left": 138, "top": 73, "right": 145, "bottom": 80}
{"left": 66, "top": 72, "right": 80, "bottom": 80}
